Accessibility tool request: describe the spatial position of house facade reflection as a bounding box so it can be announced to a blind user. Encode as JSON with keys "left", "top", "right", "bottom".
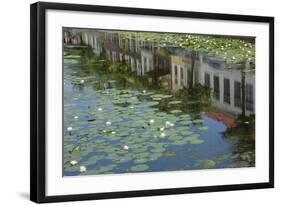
{"left": 64, "top": 29, "right": 255, "bottom": 116}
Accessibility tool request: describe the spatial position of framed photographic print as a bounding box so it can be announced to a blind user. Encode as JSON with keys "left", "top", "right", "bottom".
{"left": 30, "top": 2, "right": 274, "bottom": 203}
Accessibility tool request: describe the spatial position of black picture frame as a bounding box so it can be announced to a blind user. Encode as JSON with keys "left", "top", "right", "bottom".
{"left": 30, "top": 2, "right": 274, "bottom": 203}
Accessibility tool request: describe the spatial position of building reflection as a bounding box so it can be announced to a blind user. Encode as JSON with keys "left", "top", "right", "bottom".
{"left": 64, "top": 29, "right": 255, "bottom": 117}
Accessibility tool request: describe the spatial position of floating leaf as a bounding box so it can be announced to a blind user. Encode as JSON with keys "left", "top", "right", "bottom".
{"left": 130, "top": 164, "right": 149, "bottom": 172}
{"left": 168, "top": 101, "right": 182, "bottom": 105}
{"left": 71, "top": 146, "right": 80, "bottom": 153}
{"left": 195, "top": 160, "right": 216, "bottom": 169}
{"left": 133, "top": 158, "right": 149, "bottom": 164}
{"left": 147, "top": 101, "right": 159, "bottom": 106}
{"left": 190, "top": 139, "right": 204, "bottom": 144}
{"left": 193, "top": 119, "right": 204, "bottom": 124}
{"left": 197, "top": 126, "right": 208, "bottom": 131}
{"left": 170, "top": 110, "right": 183, "bottom": 114}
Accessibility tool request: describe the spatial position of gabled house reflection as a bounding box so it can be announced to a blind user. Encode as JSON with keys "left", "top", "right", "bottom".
{"left": 64, "top": 29, "right": 255, "bottom": 117}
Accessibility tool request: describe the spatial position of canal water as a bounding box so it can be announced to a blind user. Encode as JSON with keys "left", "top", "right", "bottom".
{"left": 63, "top": 32, "right": 255, "bottom": 176}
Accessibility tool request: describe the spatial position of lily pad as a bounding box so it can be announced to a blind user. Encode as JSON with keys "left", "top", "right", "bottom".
{"left": 170, "top": 110, "right": 183, "bottom": 114}
{"left": 168, "top": 101, "right": 182, "bottom": 105}
{"left": 197, "top": 126, "right": 208, "bottom": 131}
{"left": 190, "top": 139, "right": 204, "bottom": 144}
{"left": 133, "top": 158, "right": 149, "bottom": 164}
{"left": 195, "top": 160, "right": 216, "bottom": 169}
{"left": 152, "top": 98, "right": 162, "bottom": 101}
{"left": 193, "top": 119, "right": 204, "bottom": 124}
{"left": 130, "top": 164, "right": 149, "bottom": 172}
{"left": 147, "top": 101, "right": 159, "bottom": 106}
{"left": 71, "top": 146, "right": 81, "bottom": 153}
{"left": 172, "top": 140, "right": 188, "bottom": 145}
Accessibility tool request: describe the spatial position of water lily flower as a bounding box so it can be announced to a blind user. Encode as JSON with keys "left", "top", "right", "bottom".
{"left": 142, "top": 90, "right": 146, "bottom": 94}
{"left": 70, "top": 160, "right": 78, "bottom": 166}
{"left": 149, "top": 119, "right": 155, "bottom": 124}
{"left": 111, "top": 131, "right": 116, "bottom": 134}
{"left": 74, "top": 116, "right": 78, "bottom": 119}
{"left": 244, "top": 121, "right": 249, "bottom": 124}
{"left": 67, "top": 127, "right": 73, "bottom": 132}
{"left": 165, "top": 121, "right": 170, "bottom": 126}
{"left": 160, "top": 132, "right": 166, "bottom": 138}
{"left": 105, "top": 121, "right": 111, "bottom": 126}
{"left": 79, "top": 166, "right": 86, "bottom": 173}
{"left": 80, "top": 79, "right": 85, "bottom": 84}
{"left": 123, "top": 145, "right": 129, "bottom": 150}
{"left": 170, "top": 123, "right": 174, "bottom": 127}
{"left": 129, "top": 106, "right": 134, "bottom": 109}
{"left": 97, "top": 107, "right": 103, "bottom": 111}
{"left": 159, "top": 127, "right": 165, "bottom": 132}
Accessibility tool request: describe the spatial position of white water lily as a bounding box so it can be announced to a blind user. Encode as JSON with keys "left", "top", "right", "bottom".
{"left": 105, "top": 121, "right": 111, "bottom": 126}
{"left": 70, "top": 160, "right": 78, "bottom": 166}
{"left": 149, "top": 119, "right": 155, "bottom": 124}
{"left": 79, "top": 166, "right": 87, "bottom": 173}
{"left": 123, "top": 145, "right": 129, "bottom": 150}
{"left": 97, "top": 107, "right": 103, "bottom": 111}
{"left": 129, "top": 106, "right": 134, "bottom": 109}
{"left": 160, "top": 132, "right": 166, "bottom": 138}
{"left": 74, "top": 116, "right": 78, "bottom": 119}
{"left": 111, "top": 131, "right": 116, "bottom": 134}
{"left": 142, "top": 90, "right": 146, "bottom": 94}
{"left": 165, "top": 121, "right": 174, "bottom": 127}
{"left": 159, "top": 127, "right": 165, "bottom": 132}
{"left": 80, "top": 79, "right": 85, "bottom": 84}
{"left": 67, "top": 127, "right": 73, "bottom": 131}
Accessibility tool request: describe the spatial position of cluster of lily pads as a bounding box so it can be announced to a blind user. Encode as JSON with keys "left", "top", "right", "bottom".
{"left": 119, "top": 32, "right": 255, "bottom": 64}
{"left": 64, "top": 84, "right": 212, "bottom": 175}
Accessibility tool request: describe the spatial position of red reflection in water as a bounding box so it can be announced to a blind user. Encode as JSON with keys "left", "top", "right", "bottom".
{"left": 207, "top": 112, "right": 236, "bottom": 128}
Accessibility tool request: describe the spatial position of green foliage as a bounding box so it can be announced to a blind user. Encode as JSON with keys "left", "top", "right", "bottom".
{"left": 225, "top": 114, "right": 255, "bottom": 138}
